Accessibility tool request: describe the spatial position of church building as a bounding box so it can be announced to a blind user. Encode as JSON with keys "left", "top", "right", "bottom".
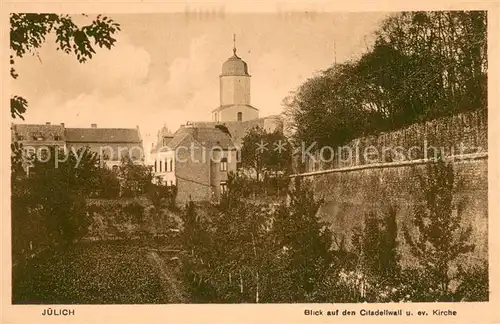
{"left": 188, "top": 36, "right": 283, "bottom": 147}
{"left": 150, "top": 36, "right": 282, "bottom": 203}
{"left": 212, "top": 39, "right": 259, "bottom": 123}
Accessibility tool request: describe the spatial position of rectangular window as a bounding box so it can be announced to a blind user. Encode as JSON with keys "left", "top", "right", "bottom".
{"left": 154, "top": 160, "right": 157, "bottom": 173}
{"left": 220, "top": 181, "right": 227, "bottom": 194}
{"left": 220, "top": 157, "right": 228, "bottom": 172}
{"left": 166, "top": 159, "right": 173, "bottom": 172}
{"left": 159, "top": 160, "right": 163, "bottom": 172}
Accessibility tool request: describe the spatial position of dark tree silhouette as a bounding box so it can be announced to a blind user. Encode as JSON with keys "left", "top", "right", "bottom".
{"left": 10, "top": 13, "right": 121, "bottom": 119}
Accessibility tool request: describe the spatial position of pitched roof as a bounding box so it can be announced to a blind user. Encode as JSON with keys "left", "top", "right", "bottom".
{"left": 189, "top": 115, "right": 282, "bottom": 146}
{"left": 159, "top": 133, "right": 194, "bottom": 152}
{"left": 160, "top": 127, "right": 235, "bottom": 151}
{"left": 65, "top": 128, "right": 142, "bottom": 143}
{"left": 151, "top": 126, "right": 175, "bottom": 153}
{"left": 188, "top": 127, "right": 235, "bottom": 149}
{"left": 12, "top": 124, "right": 65, "bottom": 141}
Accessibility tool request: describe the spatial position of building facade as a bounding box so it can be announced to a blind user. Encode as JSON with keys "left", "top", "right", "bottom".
{"left": 11, "top": 123, "right": 67, "bottom": 150}
{"left": 212, "top": 44, "right": 259, "bottom": 123}
{"left": 150, "top": 38, "right": 283, "bottom": 202}
{"left": 65, "top": 124, "right": 144, "bottom": 169}
{"left": 153, "top": 126, "right": 237, "bottom": 203}
{"left": 12, "top": 123, "right": 144, "bottom": 170}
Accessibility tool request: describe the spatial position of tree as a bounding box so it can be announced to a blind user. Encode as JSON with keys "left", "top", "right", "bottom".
{"left": 240, "top": 126, "right": 292, "bottom": 181}
{"left": 284, "top": 11, "right": 487, "bottom": 152}
{"left": 269, "top": 179, "right": 333, "bottom": 302}
{"left": 118, "top": 156, "right": 153, "bottom": 197}
{"left": 263, "top": 130, "right": 292, "bottom": 176}
{"left": 403, "top": 158, "right": 474, "bottom": 300}
{"left": 359, "top": 11, "right": 487, "bottom": 125}
{"left": 10, "top": 13, "right": 121, "bottom": 119}
{"left": 240, "top": 126, "right": 267, "bottom": 181}
{"left": 284, "top": 63, "right": 384, "bottom": 151}
{"left": 11, "top": 145, "right": 102, "bottom": 251}
{"left": 95, "top": 166, "right": 121, "bottom": 198}
{"left": 181, "top": 177, "right": 273, "bottom": 303}
{"left": 180, "top": 173, "right": 337, "bottom": 303}
{"left": 348, "top": 207, "right": 401, "bottom": 302}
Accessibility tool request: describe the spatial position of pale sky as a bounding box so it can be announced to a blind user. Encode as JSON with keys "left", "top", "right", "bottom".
{"left": 12, "top": 12, "right": 389, "bottom": 151}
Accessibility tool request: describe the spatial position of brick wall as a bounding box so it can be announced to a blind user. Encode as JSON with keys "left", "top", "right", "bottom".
{"left": 300, "top": 109, "right": 487, "bottom": 173}
{"left": 291, "top": 110, "right": 488, "bottom": 268}
{"left": 174, "top": 137, "right": 212, "bottom": 204}
{"left": 301, "top": 158, "right": 488, "bottom": 268}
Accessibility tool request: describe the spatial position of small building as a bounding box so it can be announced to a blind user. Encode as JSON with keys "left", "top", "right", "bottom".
{"left": 64, "top": 124, "right": 144, "bottom": 169}
{"left": 152, "top": 126, "right": 237, "bottom": 204}
{"left": 150, "top": 125, "right": 176, "bottom": 186}
{"left": 11, "top": 122, "right": 66, "bottom": 151}
{"left": 150, "top": 37, "right": 283, "bottom": 203}
{"left": 12, "top": 122, "right": 144, "bottom": 171}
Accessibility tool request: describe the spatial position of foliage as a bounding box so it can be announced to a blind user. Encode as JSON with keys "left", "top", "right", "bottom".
{"left": 224, "top": 171, "right": 289, "bottom": 199}
{"left": 181, "top": 176, "right": 333, "bottom": 303}
{"left": 148, "top": 177, "right": 177, "bottom": 211}
{"left": 270, "top": 179, "right": 334, "bottom": 302}
{"left": 403, "top": 158, "right": 475, "bottom": 300}
{"left": 95, "top": 166, "right": 121, "bottom": 198}
{"left": 11, "top": 145, "right": 102, "bottom": 259}
{"left": 240, "top": 126, "right": 292, "bottom": 181}
{"left": 13, "top": 242, "right": 170, "bottom": 304}
{"left": 284, "top": 63, "right": 384, "bottom": 149}
{"left": 10, "top": 13, "right": 121, "bottom": 119}
{"left": 118, "top": 156, "right": 153, "bottom": 197}
{"left": 352, "top": 207, "right": 400, "bottom": 286}
{"left": 453, "top": 264, "right": 489, "bottom": 301}
{"left": 284, "top": 11, "right": 487, "bottom": 150}
{"left": 181, "top": 191, "right": 272, "bottom": 303}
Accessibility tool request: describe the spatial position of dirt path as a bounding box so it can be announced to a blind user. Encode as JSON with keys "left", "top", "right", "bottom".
{"left": 147, "top": 251, "right": 189, "bottom": 303}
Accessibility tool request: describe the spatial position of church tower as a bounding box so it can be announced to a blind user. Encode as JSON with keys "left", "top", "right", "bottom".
{"left": 213, "top": 35, "right": 259, "bottom": 122}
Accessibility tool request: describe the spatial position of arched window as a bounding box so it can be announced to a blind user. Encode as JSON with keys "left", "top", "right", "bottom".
{"left": 237, "top": 112, "right": 242, "bottom": 121}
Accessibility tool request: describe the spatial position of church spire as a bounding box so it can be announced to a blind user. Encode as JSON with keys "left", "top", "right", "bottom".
{"left": 233, "top": 33, "right": 237, "bottom": 56}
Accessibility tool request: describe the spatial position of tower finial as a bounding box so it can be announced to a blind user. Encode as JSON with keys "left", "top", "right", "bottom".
{"left": 233, "top": 33, "right": 237, "bottom": 55}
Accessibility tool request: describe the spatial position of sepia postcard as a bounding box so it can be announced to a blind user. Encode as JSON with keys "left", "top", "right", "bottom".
{"left": 2, "top": 0, "right": 499, "bottom": 323}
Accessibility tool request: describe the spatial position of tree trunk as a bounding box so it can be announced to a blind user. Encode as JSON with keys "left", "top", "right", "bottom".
{"left": 251, "top": 233, "right": 259, "bottom": 303}
{"left": 239, "top": 269, "right": 243, "bottom": 294}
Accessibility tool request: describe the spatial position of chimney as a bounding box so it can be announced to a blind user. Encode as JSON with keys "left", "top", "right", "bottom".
{"left": 46, "top": 122, "right": 51, "bottom": 125}
{"left": 91, "top": 123, "right": 97, "bottom": 128}
{"left": 60, "top": 123, "right": 65, "bottom": 127}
